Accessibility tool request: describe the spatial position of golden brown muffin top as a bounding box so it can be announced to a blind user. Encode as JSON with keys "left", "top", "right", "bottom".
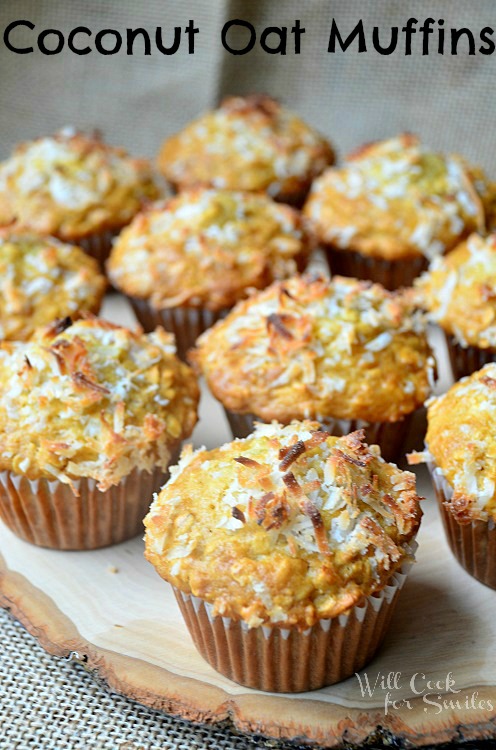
{"left": 107, "top": 188, "right": 313, "bottom": 310}
{"left": 158, "top": 95, "right": 334, "bottom": 202}
{"left": 0, "top": 318, "right": 199, "bottom": 490}
{"left": 0, "top": 231, "right": 106, "bottom": 341}
{"left": 418, "top": 364, "right": 496, "bottom": 524}
{"left": 304, "top": 134, "right": 487, "bottom": 261}
{"left": 191, "top": 275, "right": 435, "bottom": 424}
{"left": 0, "top": 129, "right": 160, "bottom": 240}
{"left": 145, "top": 422, "right": 421, "bottom": 629}
{"left": 415, "top": 233, "right": 496, "bottom": 349}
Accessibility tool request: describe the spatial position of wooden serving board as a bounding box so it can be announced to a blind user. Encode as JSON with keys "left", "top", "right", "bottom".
{"left": 1, "top": 294, "right": 496, "bottom": 749}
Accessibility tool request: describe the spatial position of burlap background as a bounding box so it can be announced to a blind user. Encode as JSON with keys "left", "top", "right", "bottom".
{"left": 0, "top": 607, "right": 295, "bottom": 750}
{"left": 1, "top": 0, "right": 496, "bottom": 171}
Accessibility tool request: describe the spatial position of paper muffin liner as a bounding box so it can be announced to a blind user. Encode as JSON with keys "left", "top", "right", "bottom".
{"left": 224, "top": 410, "right": 414, "bottom": 464}
{"left": 0, "top": 462, "right": 171, "bottom": 551}
{"left": 130, "top": 297, "right": 228, "bottom": 361}
{"left": 445, "top": 335, "right": 495, "bottom": 381}
{"left": 323, "top": 246, "right": 427, "bottom": 291}
{"left": 77, "top": 229, "right": 116, "bottom": 269}
{"left": 427, "top": 456, "right": 496, "bottom": 589}
{"left": 173, "top": 549, "right": 415, "bottom": 693}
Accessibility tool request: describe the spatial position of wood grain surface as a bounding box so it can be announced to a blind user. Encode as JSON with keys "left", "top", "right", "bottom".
{"left": 1, "top": 293, "right": 496, "bottom": 748}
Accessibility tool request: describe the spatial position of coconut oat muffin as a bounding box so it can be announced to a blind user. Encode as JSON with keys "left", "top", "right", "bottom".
{"left": 410, "top": 364, "right": 496, "bottom": 588}
{"left": 108, "top": 188, "right": 313, "bottom": 359}
{"left": 416, "top": 233, "right": 496, "bottom": 379}
{"left": 304, "top": 134, "right": 491, "bottom": 289}
{"left": 0, "top": 317, "right": 199, "bottom": 549}
{"left": 145, "top": 422, "right": 422, "bottom": 691}
{"left": 0, "top": 231, "right": 106, "bottom": 341}
{"left": 0, "top": 129, "right": 160, "bottom": 265}
{"left": 191, "top": 275, "right": 435, "bottom": 461}
{"left": 158, "top": 95, "right": 334, "bottom": 206}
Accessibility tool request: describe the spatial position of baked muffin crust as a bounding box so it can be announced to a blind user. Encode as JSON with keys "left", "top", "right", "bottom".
{"left": 0, "top": 231, "right": 106, "bottom": 341}
{"left": 107, "top": 188, "right": 313, "bottom": 310}
{"left": 423, "top": 364, "right": 496, "bottom": 523}
{"left": 0, "top": 129, "right": 160, "bottom": 240}
{"left": 0, "top": 318, "right": 199, "bottom": 490}
{"left": 304, "top": 134, "right": 486, "bottom": 261}
{"left": 158, "top": 95, "right": 334, "bottom": 203}
{"left": 416, "top": 233, "right": 496, "bottom": 348}
{"left": 191, "top": 275, "right": 434, "bottom": 423}
{"left": 145, "top": 422, "right": 421, "bottom": 628}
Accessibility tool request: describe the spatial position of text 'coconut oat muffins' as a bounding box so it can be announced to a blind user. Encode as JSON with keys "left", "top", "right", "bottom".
{"left": 0, "top": 129, "right": 160, "bottom": 266}
{"left": 415, "top": 233, "right": 496, "bottom": 379}
{"left": 108, "top": 188, "right": 314, "bottom": 359}
{"left": 145, "top": 422, "right": 422, "bottom": 692}
{"left": 304, "top": 134, "right": 493, "bottom": 289}
{"left": 0, "top": 231, "right": 106, "bottom": 341}
{"left": 158, "top": 95, "right": 335, "bottom": 206}
{"left": 191, "top": 275, "right": 435, "bottom": 462}
{"left": 0, "top": 317, "right": 199, "bottom": 549}
{"left": 410, "top": 363, "right": 496, "bottom": 588}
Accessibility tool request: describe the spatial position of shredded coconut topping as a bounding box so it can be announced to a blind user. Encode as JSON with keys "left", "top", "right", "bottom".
{"left": 420, "top": 363, "right": 496, "bottom": 523}
{"left": 0, "top": 231, "right": 106, "bottom": 340}
{"left": 192, "top": 274, "right": 434, "bottom": 424}
{"left": 0, "top": 130, "right": 159, "bottom": 239}
{"left": 108, "top": 188, "right": 313, "bottom": 310}
{"left": 145, "top": 422, "right": 421, "bottom": 628}
{"left": 304, "top": 134, "right": 486, "bottom": 261}
{"left": 158, "top": 95, "right": 334, "bottom": 201}
{"left": 0, "top": 318, "right": 199, "bottom": 490}
{"left": 416, "top": 233, "right": 496, "bottom": 348}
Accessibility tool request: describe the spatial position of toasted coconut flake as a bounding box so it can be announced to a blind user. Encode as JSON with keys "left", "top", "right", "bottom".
{"left": 283, "top": 470, "right": 330, "bottom": 555}
{"left": 50, "top": 316, "right": 73, "bottom": 336}
{"left": 447, "top": 492, "right": 476, "bottom": 525}
{"left": 333, "top": 449, "right": 367, "bottom": 468}
{"left": 231, "top": 506, "right": 246, "bottom": 524}
{"left": 234, "top": 455, "right": 262, "bottom": 469}
{"left": 360, "top": 516, "right": 402, "bottom": 564}
{"left": 279, "top": 431, "right": 328, "bottom": 471}
{"left": 267, "top": 313, "right": 294, "bottom": 340}
{"left": 72, "top": 370, "right": 110, "bottom": 395}
{"left": 481, "top": 375, "right": 496, "bottom": 390}
{"left": 407, "top": 450, "right": 431, "bottom": 465}
{"left": 253, "top": 491, "right": 290, "bottom": 531}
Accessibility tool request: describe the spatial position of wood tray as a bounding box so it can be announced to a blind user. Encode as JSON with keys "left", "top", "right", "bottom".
{"left": 1, "top": 295, "right": 496, "bottom": 749}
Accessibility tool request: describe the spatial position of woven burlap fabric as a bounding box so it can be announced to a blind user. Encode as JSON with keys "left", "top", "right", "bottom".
{"left": 0, "top": 606, "right": 301, "bottom": 750}
{"left": 1, "top": 0, "right": 496, "bottom": 171}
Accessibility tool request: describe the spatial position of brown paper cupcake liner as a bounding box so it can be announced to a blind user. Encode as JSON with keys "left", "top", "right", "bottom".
{"left": 0, "top": 463, "right": 169, "bottom": 550}
{"left": 77, "top": 229, "right": 116, "bottom": 269}
{"left": 445, "top": 335, "right": 496, "bottom": 381}
{"left": 224, "top": 410, "right": 414, "bottom": 464}
{"left": 323, "top": 246, "right": 427, "bottom": 291}
{"left": 427, "top": 457, "right": 496, "bottom": 589}
{"left": 130, "top": 297, "right": 228, "bottom": 361}
{"left": 173, "top": 550, "right": 415, "bottom": 693}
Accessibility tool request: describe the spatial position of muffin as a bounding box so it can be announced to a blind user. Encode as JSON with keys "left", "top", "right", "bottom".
{"left": 304, "top": 134, "right": 491, "bottom": 290}
{"left": 191, "top": 275, "right": 435, "bottom": 462}
{"left": 145, "top": 422, "right": 422, "bottom": 692}
{"left": 0, "top": 317, "right": 199, "bottom": 549}
{"left": 415, "top": 233, "right": 496, "bottom": 379}
{"left": 0, "top": 129, "right": 160, "bottom": 266}
{"left": 410, "top": 364, "right": 496, "bottom": 588}
{"left": 107, "top": 188, "right": 313, "bottom": 359}
{"left": 0, "top": 231, "right": 106, "bottom": 341}
{"left": 158, "top": 95, "right": 334, "bottom": 206}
